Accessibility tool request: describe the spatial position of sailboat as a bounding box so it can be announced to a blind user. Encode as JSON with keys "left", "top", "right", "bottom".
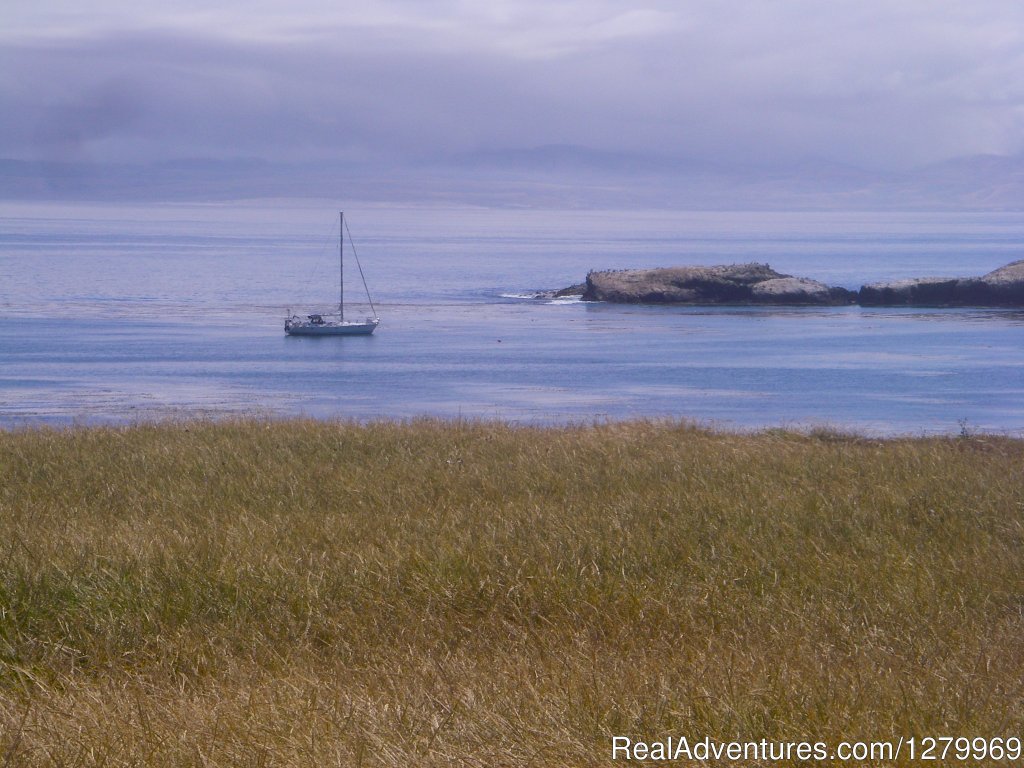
{"left": 285, "top": 212, "right": 380, "bottom": 336}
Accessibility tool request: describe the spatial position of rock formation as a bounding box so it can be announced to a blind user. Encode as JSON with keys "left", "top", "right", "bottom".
{"left": 533, "top": 283, "right": 587, "bottom": 300}
{"left": 579, "top": 263, "right": 855, "bottom": 305}
{"left": 751, "top": 277, "right": 854, "bottom": 305}
{"left": 541, "top": 259, "right": 1024, "bottom": 308}
{"left": 857, "top": 277, "right": 971, "bottom": 306}
{"left": 859, "top": 259, "right": 1024, "bottom": 306}
{"left": 982, "top": 259, "right": 1024, "bottom": 303}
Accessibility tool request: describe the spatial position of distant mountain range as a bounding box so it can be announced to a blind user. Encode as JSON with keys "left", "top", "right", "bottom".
{"left": 4, "top": 147, "right": 1024, "bottom": 209}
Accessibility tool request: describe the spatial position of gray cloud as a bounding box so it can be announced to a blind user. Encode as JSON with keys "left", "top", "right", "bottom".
{"left": 4, "top": 1, "right": 1024, "bottom": 173}
{"left": 30, "top": 78, "right": 147, "bottom": 161}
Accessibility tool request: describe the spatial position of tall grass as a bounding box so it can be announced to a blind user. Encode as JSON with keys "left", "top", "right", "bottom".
{"left": 1, "top": 419, "right": 1022, "bottom": 765}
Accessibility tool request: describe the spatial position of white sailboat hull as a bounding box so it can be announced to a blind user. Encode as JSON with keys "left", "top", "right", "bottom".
{"left": 286, "top": 212, "right": 380, "bottom": 337}
{"left": 285, "top": 317, "right": 379, "bottom": 336}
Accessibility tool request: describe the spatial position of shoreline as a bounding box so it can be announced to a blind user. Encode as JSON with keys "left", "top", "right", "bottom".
{"left": 2, "top": 412, "right": 1021, "bottom": 441}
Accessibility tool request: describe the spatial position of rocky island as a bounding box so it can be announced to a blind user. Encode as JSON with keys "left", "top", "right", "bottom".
{"left": 543, "top": 259, "right": 1024, "bottom": 307}
{"left": 859, "top": 260, "right": 1024, "bottom": 306}
{"left": 575, "top": 263, "right": 854, "bottom": 305}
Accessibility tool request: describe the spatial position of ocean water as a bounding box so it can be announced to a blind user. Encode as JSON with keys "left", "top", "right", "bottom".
{"left": 2, "top": 200, "right": 1024, "bottom": 434}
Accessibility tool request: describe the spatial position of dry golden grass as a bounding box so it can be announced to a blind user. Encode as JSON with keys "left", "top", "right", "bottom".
{"left": 1, "top": 419, "right": 1022, "bottom": 766}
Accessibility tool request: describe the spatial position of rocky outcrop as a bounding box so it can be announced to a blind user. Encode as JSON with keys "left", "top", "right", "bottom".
{"left": 751, "top": 277, "right": 856, "bottom": 305}
{"left": 859, "top": 259, "right": 1024, "bottom": 306}
{"left": 858, "top": 277, "right": 972, "bottom": 306}
{"left": 533, "top": 283, "right": 586, "bottom": 299}
{"left": 544, "top": 258, "right": 1024, "bottom": 308}
{"left": 978, "top": 260, "right": 1024, "bottom": 304}
{"left": 580, "top": 263, "right": 855, "bottom": 305}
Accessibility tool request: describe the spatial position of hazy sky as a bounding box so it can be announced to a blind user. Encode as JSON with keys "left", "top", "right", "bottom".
{"left": 5, "top": 0, "right": 1024, "bottom": 171}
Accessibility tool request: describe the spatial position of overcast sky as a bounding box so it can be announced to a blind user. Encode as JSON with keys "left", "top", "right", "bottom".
{"left": 5, "top": 0, "right": 1024, "bottom": 171}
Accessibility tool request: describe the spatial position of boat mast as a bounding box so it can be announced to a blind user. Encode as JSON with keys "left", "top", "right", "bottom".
{"left": 342, "top": 214, "right": 379, "bottom": 322}
{"left": 344, "top": 210, "right": 348, "bottom": 321}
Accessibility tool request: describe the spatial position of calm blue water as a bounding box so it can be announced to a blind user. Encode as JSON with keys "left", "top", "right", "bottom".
{"left": 2, "top": 200, "right": 1024, "bottom": 434}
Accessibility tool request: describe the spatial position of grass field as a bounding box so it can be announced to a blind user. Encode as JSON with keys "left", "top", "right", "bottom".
{"left": 1, "top": 419, "right": 1022, "bottom": 766}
